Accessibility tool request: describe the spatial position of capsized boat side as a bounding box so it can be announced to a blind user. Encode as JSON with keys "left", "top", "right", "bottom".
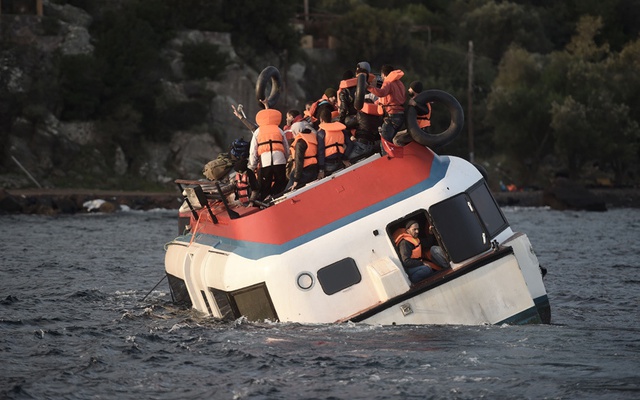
{"left": 164, "top": 142, "right": 550, "bottom": 325}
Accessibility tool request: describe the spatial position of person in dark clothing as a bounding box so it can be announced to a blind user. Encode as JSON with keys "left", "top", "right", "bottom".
{"left": 316, "top": 108, "right": 352, "bottom": 178}
{"left": 408, "top": 80, "right": 432, "bottom": 133}
{"left": 395, "top": 220, "right": 437, "bottom": 283}
{"left": 232, "top": 158, "right": 259, "bottom": 206}
{"left": 337, "top": 70, "right": 358, "bottom": 125}
{"left": 367, "top": 64, "right": 406, "bottom": 143}
{"left": 284, "top": 121, "right": 319, "bottom": 192}
{"left": 344, "top": 62, "right": 383, "bottom": 162}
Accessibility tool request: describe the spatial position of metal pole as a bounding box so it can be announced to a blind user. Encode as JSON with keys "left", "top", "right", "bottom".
{"left": 467, "top": 40, "right": 475, "bottom": 164}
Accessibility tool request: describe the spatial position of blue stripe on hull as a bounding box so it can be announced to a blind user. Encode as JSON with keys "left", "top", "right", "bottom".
{"left": 496, "top": 295, "right": 550, "bottom": 325}
{"left": 176, "top": 156, "right": 451, "bottom": 260}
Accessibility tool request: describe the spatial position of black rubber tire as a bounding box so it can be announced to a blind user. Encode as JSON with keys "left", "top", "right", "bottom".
{"left": 406, "top": 90, "right": 464, "bottom": 149}
{"left": 353, "top": 73, "right": 367, "bottom": 111}
{"left": 256, "top": 66, "right": 282, "bottom": 109}
{"left": 473, "top": 162, "right": 489, "bottom": 182}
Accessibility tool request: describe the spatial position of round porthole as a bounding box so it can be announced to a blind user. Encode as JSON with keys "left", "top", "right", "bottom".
{"left": 296, "top": 272, "right": 314, "bottom": 290}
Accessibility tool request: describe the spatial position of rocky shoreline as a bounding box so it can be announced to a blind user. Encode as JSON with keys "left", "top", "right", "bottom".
{"left": 493, "top": 187, "right": 640, "bottom": 210}
{"left": 1, "top": 186, "right": 639, "bottom": 215}
{"left": 1, "top": 188, "right": 182, "bottom": 215}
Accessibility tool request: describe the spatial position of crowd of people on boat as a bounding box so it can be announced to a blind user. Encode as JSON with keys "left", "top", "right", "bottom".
{"left": 199, "top": 61, "right": 450, "bottom": 282}
{"left": 205, "top": 61, "right": 433, "bottom": 207}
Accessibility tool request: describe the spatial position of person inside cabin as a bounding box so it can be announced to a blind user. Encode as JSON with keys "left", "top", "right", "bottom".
{"left": 395, "top": 220, "right": 445, "bottom": 283}
{"left": 247, "top": 107, "right": 289, "bottom": 201}
{"left": 316, "top": 108, "right": 352, "bottom": 179}
{"left": 366, "top": 64, "right": 406, "bottom": 148}
{"left": 283, "top": 120, "right": 319, "bottom": 192}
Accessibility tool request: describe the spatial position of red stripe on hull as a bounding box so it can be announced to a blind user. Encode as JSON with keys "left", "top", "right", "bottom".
{"left": 193, "top": 143, "right": 435, "bottom": 245}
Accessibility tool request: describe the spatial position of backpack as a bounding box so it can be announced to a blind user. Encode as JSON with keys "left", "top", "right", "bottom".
{"left": 203, "top": 152, "right": 234, "bottom": 181}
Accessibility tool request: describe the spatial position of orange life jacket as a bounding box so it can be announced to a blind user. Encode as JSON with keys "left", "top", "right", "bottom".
{"left": 394, "top": 232, "right": 422, "bottom": 259}
{"left": 418, "top": 103, "right": 432, "bottom": 128}
{"left": 256, "top": 109, "right": 285, "bottom": 156}
{"left": 319, "top": 121, "right": 346, "bottom": 158}
{"left": 257, "top": 125, "right": 285, "bottom": 156}
{"left": 372, "top": 69, "right": 406, "bottom": 115}
{"left": 235, "top": 172, "right": 250, "bottom": 205}
{"left": 393, "top": 228, "right": 443, "bottom": 270}
{"left": 337, "top": 77, "right": 358, "bottom": 108}
{"left": 307, "top": 94, "right": 336, "bottom": 123}
{"left": 291, "top": 132, "right": 318, "bottom": 168}
{"left": 361, "top": 102, "right": 383, "bottom": 116}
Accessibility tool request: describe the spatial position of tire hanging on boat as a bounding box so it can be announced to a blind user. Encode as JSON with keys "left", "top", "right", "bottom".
{"left": 406, "top": 90, "right": 464, "bottom": 149}
{"left": 256, "top": 66, "right": 282, "bottom": 109}
{"left": 353, "top": 73, "right": 368, "bottom": 111}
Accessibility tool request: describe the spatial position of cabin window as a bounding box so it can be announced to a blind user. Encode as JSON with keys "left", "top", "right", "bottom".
{"left": 210, "top": 283, "right": 278, "bottom": 321}
{"left": 429, "top": 192, "right": 491, "bottom": 263}
{"left": 317, "top": 258, "right": 362, "bottom": 295}
{"left": 167, "top": 273, "right": 192, "bottom": 308}
{"left": 467, "top": 180, "right": 509, "bottom": 237}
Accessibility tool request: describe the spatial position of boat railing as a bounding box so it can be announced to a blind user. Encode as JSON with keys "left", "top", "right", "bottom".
{"left": 174, "top": 179, "right": 239, "bottom": 223}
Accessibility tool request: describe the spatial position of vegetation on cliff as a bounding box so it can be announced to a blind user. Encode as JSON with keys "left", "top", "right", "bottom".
{"left": 1, "top": 0, "right": 639, "bottom": 191}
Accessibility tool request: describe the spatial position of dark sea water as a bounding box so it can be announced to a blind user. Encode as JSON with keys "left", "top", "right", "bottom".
{"left": 1, "top": 207, "right": 639, "bottom": 400}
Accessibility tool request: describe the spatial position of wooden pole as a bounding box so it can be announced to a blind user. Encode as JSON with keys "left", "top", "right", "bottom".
{"left": 467, "top": 40, "right": 475, "bottom": 163}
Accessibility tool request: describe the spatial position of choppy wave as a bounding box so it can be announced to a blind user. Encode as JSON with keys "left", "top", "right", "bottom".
{"left": 1, "top": 209, "right": 639, "bottom": 399}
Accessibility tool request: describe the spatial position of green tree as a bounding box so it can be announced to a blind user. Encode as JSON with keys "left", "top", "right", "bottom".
{"left": 331, "top": 4, "right": 413, "bottom": 68}
{"left": 458, "top": 0, "right": 552, "bottom": 64}
{"left": 488, "top": 15, "right": 640, "bottom": 185}
{"left": 549, "top": 16, "right": 636, "bottom": 181}
{"left": 486, "top": 46, "right": 555, "bottom": 185}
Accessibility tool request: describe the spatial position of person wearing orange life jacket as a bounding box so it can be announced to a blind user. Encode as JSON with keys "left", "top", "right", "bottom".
{"left": 247, "top": 107, "right": 289, "bottom": 201}
{"left": 367, "top": 64, "right": 406, "bottom": 144}
{"left": 316, "top": 108, "right": 352, "bottom": 178}
{"left": 337, "top": 70, "right": 358, "bottom": 124}
{"left": 394, "top": 220, "right": 439, "bottom": 283}
{"left": 408, "top": 81, "right": 432, "bottom": 130}
{"left": 345, "top": 62, "right": 383, "bottom": 162}
{"left": 232, "top": 158, "right": 259, "bottom": 206}
{"left": 307, "top": 88, "right": 338, "bottom": 129}
{"left": 283, "top": 121, "right": 319, "bottom": 192}
{"left": 283, "top": 109, "right": 303, "bottom": 145}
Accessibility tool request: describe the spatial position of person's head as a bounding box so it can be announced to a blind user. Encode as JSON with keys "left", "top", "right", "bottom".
{"left": 319, "top": 107, "right": 332, "bottom": 124}
{"left": 286, "top": 109, "right": 301, "bottom": 125}
{"left": 408, "top": 81, "right": 423, "bottom": 98}
{"left": 405, "top": 220, "right": 420, "bottom": 238}
{"left": 356, "top": 61, "right": 371, "bottom": 74}
{"left": 324, "top": 88, "right": 337, "bottom": 104}
{"left": 380, "top": 64, "right": 394, "bottom": 78}
{"left": 291, "top": 121, "right": 314, "bottom": 136}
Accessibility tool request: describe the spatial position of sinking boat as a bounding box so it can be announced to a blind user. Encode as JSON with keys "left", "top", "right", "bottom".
{"left": 163, "top": 67, "right": 551, "bottom": 326}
